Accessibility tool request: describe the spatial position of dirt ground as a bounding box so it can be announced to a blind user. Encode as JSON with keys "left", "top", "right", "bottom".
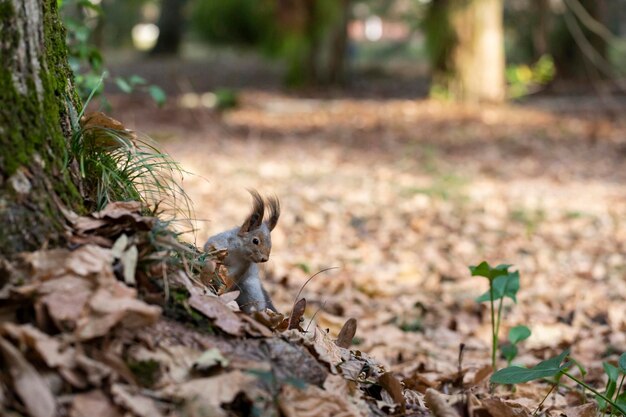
{"left": 106, "top": 58, "right": 626, "bottom": 391}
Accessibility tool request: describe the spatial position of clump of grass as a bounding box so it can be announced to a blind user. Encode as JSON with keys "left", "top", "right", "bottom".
{"left": 66, "top": 77, "right": 193, "bottom": 227}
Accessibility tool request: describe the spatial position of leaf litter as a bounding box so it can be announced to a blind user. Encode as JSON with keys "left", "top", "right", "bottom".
{"left": 3, "top": 91, "right": 626, "bottom": 416}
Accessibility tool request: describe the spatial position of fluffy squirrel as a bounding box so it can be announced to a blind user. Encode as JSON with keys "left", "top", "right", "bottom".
{"left": 204, "top": 191, "right": 279, "bottom": 313}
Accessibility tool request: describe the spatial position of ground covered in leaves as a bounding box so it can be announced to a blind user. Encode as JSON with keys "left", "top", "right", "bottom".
{"left": 2, "top": 64, "right": 626, "bottom": 416}
{"left": 110, "top": 82, "right": 626, "bottom": 415}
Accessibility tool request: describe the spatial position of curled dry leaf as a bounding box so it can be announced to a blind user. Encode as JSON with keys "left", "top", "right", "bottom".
{"left": 424, "top": 388, "right": 461, "bottom": 417}
{"left": 311, "top": 327, "right": 350, "bottom": 372}
{"left": 160, "top": 370, "right": 256, "bottom": 413}
{"left": 279, "top": 382, "right": 363, "bottom": 417}
{"left": 75, "top": 282, "right": 161, "bottom": 340}
{"left": 66, "top": 245, "right": 114, "bottom": 277}
{"left": 240, "top": 313, "right": 274, "bottom": 337}
{"left": 0, "top": 336, "right": 56, "bottom": 417}
{"left": 111, "top": 384, "right": 164, "bottom": 417}
{"left": 1, "top": 323, "right": 75, "bottom": 369}
{"left": 563, "top": 403, "right": 598, "bottom": 417}
{"left": 188, "top": 293, "right": 244, "bottom": 336}
{"left": 288, "top": 298, "right": 307, "bottom": 330}
{"left": 23, "top": 249, "right": 69, "bottom": 280}
{"left": 335, "top": 318, "right": 357, "bottom": 349}
{"left": 120, "top": 245, "right": 138, "bottom": 286}
{"left": 379, "top": 372, "right": 406, "bottom": 413}
{"left": 70, "top": 390, "right": 122, "bottom": 417}
{"left": 81, "top": 111, "right": 127, "bottom": 131}
{"left": 472, "top": 364, "right": 493, "bottom": 386}
{"left": 481, "top": 397, "right": 531, "bottom": 417}
{"left": 38, "top": 276, "right": 92, "bottom": 329}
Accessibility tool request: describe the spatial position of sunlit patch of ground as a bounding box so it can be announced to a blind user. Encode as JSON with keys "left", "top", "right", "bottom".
{"left": 110, "top": 91, "right": 626, "bottom": 377}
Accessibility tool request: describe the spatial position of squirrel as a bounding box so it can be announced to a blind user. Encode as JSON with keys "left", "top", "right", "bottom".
{"left": 204, "top": 190, "right": 280, "bottom": 313}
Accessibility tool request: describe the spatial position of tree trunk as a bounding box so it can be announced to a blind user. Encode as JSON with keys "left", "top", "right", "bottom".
{"left": 0, "top": 0, "right": 82, "bottom": 256}
{"left": 326, "top": 0, "right": 350, "bottom": 85}
{"left": 425, "top": 0, "right": 505, "bottom": 103}
{"left": 150, "top": 0, "right": 188, "bottom": 55}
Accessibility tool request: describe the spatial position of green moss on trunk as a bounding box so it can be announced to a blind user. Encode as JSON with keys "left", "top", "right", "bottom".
{"left": 0, "top": 0, "right": 83, "bottom": 255}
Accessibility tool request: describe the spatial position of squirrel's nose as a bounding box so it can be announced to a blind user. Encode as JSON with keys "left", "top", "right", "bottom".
{"left": 260, "top": 256, "right": 268, "bottom": 262}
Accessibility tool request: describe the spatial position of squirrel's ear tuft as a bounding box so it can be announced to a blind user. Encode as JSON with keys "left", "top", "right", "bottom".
{"left": 265, "top": 195, "right": 280, "bottom": 231}
{"left": 239, "top": 190, "right": 265, "bottom": 235}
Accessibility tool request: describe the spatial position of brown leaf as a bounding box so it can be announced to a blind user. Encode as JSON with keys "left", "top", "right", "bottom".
{"left": 73, "top": 216, "right": 107, "bottom": 233}
{"left": 75, "top": 282, "right": 161, "bottom": 340}
{"left": 335, "top": 318, "right": 357, "bottom": 348}
{"left": 312, "top": 327, "right": 350, "bottom": 371}
{"left": 279, "top": 382, "right": 363, "bottom": 417}
{"left": 240, "top": 313, "right": 274, "bottom": 337}
{"left": 288, "top": 298, "right": 306, "bottom": 330}
{"left": 94, "top": 201, "right": 143, "bottom": 220}
{"left": 189, "top": 293, "right": 244, "bottom": 336}
{"left": 2, "top": 323, "right": 75, "bottom": 369}
{"left": 23, "top": 249, "right": 69, "bottom": 280}
{"left": 66, "top": 245, "right": 114, "bottom": 277}
{"left": 160, "top": 370, "right": 256, "bottom": 414}
{"left": 472, "top": 364, "right": 493, "bottom": 386}
{"left": 482, "top": 397, "right": 531, "bottom": 417}
{"left": 81, "top": 112, "right": 127, "bottom": 131}
{"left": 379, "top": 372, "right": 406, "bottom": 413}
{"left": 563, "top": 403, "right": 598, "bottom": 417}
{"left": 70, "top": 390, "right": 122, "bottom": 417}
{"left": 424, "top": 388, "right": 461, "bottom": 417}
{"left": 38, "top": 277, "right": 92, "bottom": 329}
{"left": 0, "top": 336, "right": 56, "bottom": 417}
{"left": 111, "top": 384, "right": 164, "bottom": 417}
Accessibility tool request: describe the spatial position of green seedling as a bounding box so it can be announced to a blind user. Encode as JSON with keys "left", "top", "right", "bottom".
{"left": 470, "top": 261, "right": 521, "bottom": 370}
{"left": 501, "top": 325, "right": 532, "bottom": 365}
{"left": 492, "top": 350, "right": 626, "bottom": 416}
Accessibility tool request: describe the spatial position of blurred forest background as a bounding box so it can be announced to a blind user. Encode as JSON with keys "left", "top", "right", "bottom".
{"left": 62, "top": 0, "right": 626, "bottom": 387}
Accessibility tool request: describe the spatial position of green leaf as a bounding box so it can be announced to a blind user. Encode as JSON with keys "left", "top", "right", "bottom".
{"left": 148, "top": 85, "right": 166, "bottom": 106}
{"left": 604, "top": 362, "right": 619, "bottom": 383}
{"left": 115, "top": 77, "right": 133, "bottom": 93}
{"left": 129, "top": 75, "right": 147, "bottom": 85}
{"left": 491, "top": 349, "right": 570, "bottom": 384}
{"left": 469, "top": 261, "right": 511, "bottom": 280}
{"left": 619, "top": 352, "right": 626, "bottom": 373}
{"left": 501, "top": 344, "right": 518, "bottom": 364}
{"left": 509, "top": 325, "right": 531, "bottom": 345}
{"left": 476, "top": 272, "right": 520, "bottom": 303}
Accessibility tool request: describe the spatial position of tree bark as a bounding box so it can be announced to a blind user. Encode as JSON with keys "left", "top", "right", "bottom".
{"left": 150, "top": 0, "right": 188, "bottom": 55}
{"left": 0, "top": 0, "right": 82, "bottom": 256}
{"left": 425, "top": 0, "right": 505, "bottom": 103}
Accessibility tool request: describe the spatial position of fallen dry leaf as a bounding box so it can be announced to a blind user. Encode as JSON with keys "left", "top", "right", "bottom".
{"left": 279, "top": 382, "right": 363, "bottom": 417}
{"left": 288, "top": 298, "right": 306, "bottom": 330}
{"left": 379, "top": 371, "right": 406, "bottom": 413}
{"left": 70, "top": 390, "right": 122, "bottom": 417}
{"left": 38, "top": 276, "right": 92, "bottom": 329}
{"left": 66, "top": 245, "right": 114, "bottom": 277}
{"left": 160, "top": 370, "right": 256, "bottom": 415}
{"left": 111, "top": 384, "right": 164, "bottom": 417}
{"left": 0, "top": 336, "right": 56, "bottom": 417}
{"left": 424, "top": 388, "right": 461, "bottom": 417}
{"left": 335, "top": 318, "right": 357, "bottom": 348}
{"left": 188, "top": 293, "right": 244, "bottom": 336}
{"left": 1, "top": 323, "right": 75, "bottom": 369}
{"left": 482, "top": 397, "right": 531, "bottom": 417}
{"left": 563, "top": 403, "right": 598, "bottom": 417}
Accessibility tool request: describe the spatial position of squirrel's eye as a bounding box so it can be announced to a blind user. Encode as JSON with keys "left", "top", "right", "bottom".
{"left": 252, "top": 237, "right": 260, "bottom": 245}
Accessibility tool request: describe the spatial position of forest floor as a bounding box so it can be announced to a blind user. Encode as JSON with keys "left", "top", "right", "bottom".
{"left": 107, "top": 75, "right": 626, "bottom": 393}
{"left": 62, "top": 50, "right": 624, "bottom": 415}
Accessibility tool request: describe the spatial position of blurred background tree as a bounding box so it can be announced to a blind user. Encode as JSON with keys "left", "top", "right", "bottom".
{"left": 72, "top": 0, "right": 626, "bottom": 99}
